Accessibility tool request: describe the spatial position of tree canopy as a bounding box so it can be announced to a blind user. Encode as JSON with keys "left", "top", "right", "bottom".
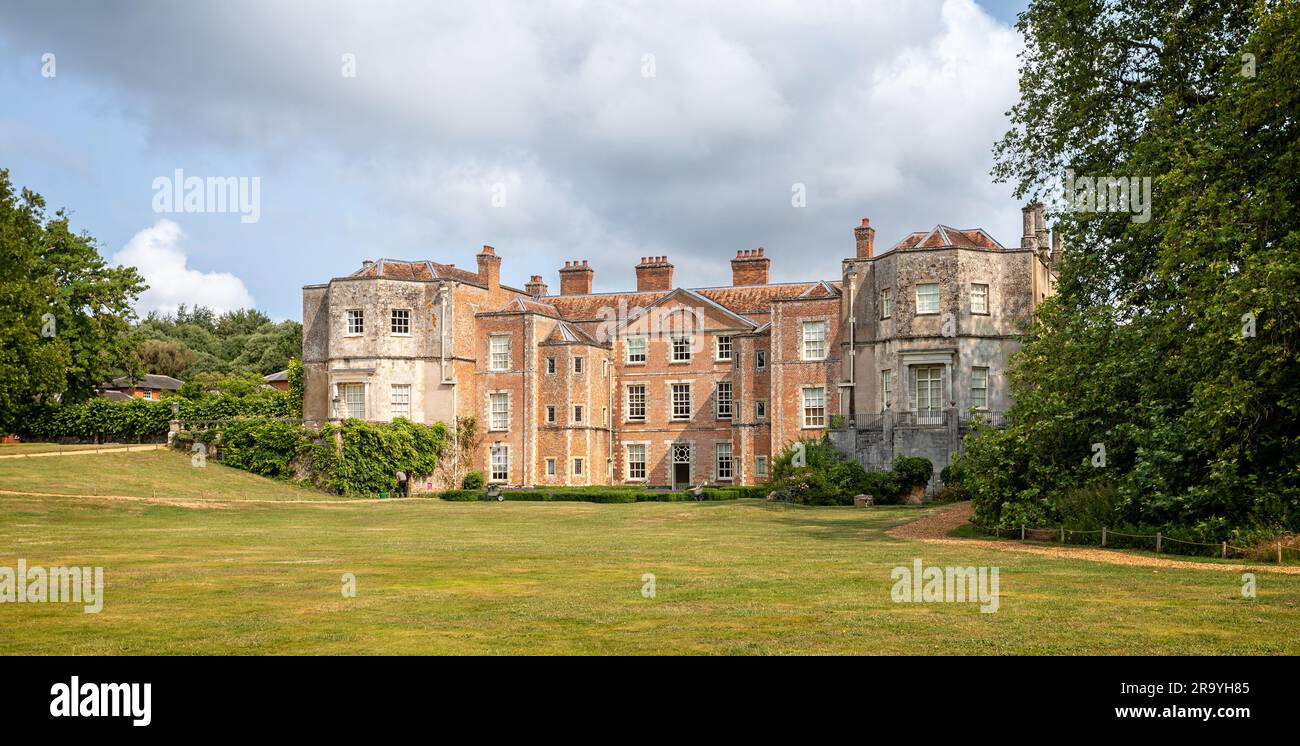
{"left": 967, "top": 0, "right": 1299, "bottom": 536}
{"left": 0, "top": 169, "right": 146, "bottom": 433}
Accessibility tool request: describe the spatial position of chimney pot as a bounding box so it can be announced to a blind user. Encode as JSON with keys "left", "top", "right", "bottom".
{"left": 731, "top": 246, "right": 771, "bottom": 285}
{"left": 634, "top": 255, "right": 674, "bottom": 291}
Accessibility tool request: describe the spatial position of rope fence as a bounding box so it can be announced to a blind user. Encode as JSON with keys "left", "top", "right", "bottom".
{"left": 974, "top": 521, "right": 1300, "bottom": 564}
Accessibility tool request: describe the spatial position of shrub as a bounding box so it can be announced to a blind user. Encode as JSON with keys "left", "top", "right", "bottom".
{"left": 829, "top": 461, "right": 870, "bottom": 496}
{"left": 218, "top": 418, "right": 308, "bottom": 479}
{"left": 436, "top": 489, "right": 481, "bottom": 501}
{"left": 892, "top": 455, "right": 934, "bottom": 489}
{"left": 461, "top": 471, "right": 485, "bottom": 489}
{"left": 859, "top": 470, "right": 904, "bottom": 504}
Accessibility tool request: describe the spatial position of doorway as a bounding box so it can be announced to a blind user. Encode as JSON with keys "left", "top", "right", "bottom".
{"left": 672, "top": 443, "right": 691, "bottom": 490}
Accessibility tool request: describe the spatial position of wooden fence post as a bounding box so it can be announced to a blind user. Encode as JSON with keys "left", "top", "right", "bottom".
{"left": 1060, "top": 526, "right": 1065, "bottom": 543}
{"left": 1156, "top": 532, "right": 1162, "bottom": 554}
{"left": 1102, "top": 527, "right": 1107, "bottom": 547}
{"left": 1021, "top": 525, "right": 1026, "bottom": 541}
{"left": 1221, "top": 541, "right": 1227, "bottom": 559}
{"left": 1279, "top": 542, "right": 1283, "bottom": 564}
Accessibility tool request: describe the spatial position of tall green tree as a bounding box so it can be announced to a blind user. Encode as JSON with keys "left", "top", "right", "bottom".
{"left": 0, "top": 169, "right": 145, "bottom": 433}
{"left": 968, "top": 1, "right": 1299, "bottom": 535}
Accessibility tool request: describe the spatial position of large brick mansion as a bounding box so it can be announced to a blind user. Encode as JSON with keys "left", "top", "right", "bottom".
{"left": 302, "top": 205, "right": 1059, "bottom": 489}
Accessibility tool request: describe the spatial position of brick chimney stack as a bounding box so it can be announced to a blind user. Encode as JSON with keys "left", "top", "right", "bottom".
{"left": 476, "top": 245, "right": 501, "bottom": 292}
{"left": 1021, "top": 204, "right": 1039, "bottom": 250}
{"left": 525, "top": 275, "right": 548, "bottom": 298}
{"left": 559, "top": 260, "right": 593, "bottom": 295}
{"left": 854, "top": 218, "right": 876, "bottom": 258}
{"left": 731, "top": 248, "right": 770, "bottom": 285}
{"left": 635, "top": 256, "right": 674, "bottom": 292}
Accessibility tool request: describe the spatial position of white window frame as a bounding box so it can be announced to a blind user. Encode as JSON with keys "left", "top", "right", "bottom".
{"left": 345, "top": 309, "right": 364, "bottom": 336}
{"left": 970, "top": 283, "right": 990, "bottom": 315}
{"left": 572, "top": 457, "right": 584, "bottom": 477}
{"left": 489, "top": 445, "right": 509, "bottom": 483}
{"left": 913, "top": 365, "right": 943, "bottom": 421}
{"left": 881, "top": 369, "right": 893, "bottom": 412}
{"left": 801, "top": 321, "right": 827, "bottom": 361}
{"left": 140, "top": 387, "right": 153, "bottom": 399}
{"left": 626, "top": 384, "right": 647, "bottom": 422}
{"left": 626, "top": 444, "right": 647, "bottom": 481}
{"left": 390, "top": 384, "right": 411, "bottom": 419}
{"left": 390, "top": 308, "right": 411, "bottom": 335}
{"left": 671, "top": 382, "right": 692, "bottom": 421}
{"left": 671, "top": 334, "right": 693, "bottom": 362}
{"left": 715, "top": 335, "right": 733, "bottom": 362}
{"left": 626, "top": 336, "right": 647, "bottom": 364}
{"left": 489, "top": 392, "right": 510, "bottom": 431}
{"left": 755, "top": 456, "right": 769, "bottom": 478}
{"left": 545, "top": 356, "right": 556, "bottom": 375}
{"left": 971, "top": 366, "right": 990, "bottom": 409}
{"left": 802, "top": 386, "right": 826, "bottom": 428}
{"left": 546, "top": 405, "right": 556, "bottom": 424}
{"left": 755, "top": 349, "right": 766, "bottom": 370}
{"left": 715, "top": 381, "right": 733, "bottom": 420}
{"left": 916, "top": 283, "right": 940, "bottom": 315}
{"left": 880, "top": 288, "right": 892, "bottom": 319}
{"left": 715, "top": 442, "right": 733, "bottom": 481}
{"left": 755, "top": 400, "right": 766, "bottom": 420}
{"left": 489, "top": 334, "right": 511, "bottom": 372}
{"left": 340, "top": 383, "right": 366, "bottom": 419}
{"left": 572, "top": 404, "right": 584, "bottom": 424}
{"left": 545, "top": 458, "right": 556, "bottom": 477}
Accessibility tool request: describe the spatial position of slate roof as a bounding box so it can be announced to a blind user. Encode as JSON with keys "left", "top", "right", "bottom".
{"left": 103, "top": 374, "right": 184, "bottom": 391}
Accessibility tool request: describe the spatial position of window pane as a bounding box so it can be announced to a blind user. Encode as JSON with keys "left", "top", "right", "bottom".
{"left": 390, "top": 309, "right": 410, "bottom": 334}
{"left": 715, "top": 382, "right": 732, "bottom": 419}
{"left": 490, "top": 446, "right": 509, "bottom": 481}
{"left": 490, "top": 393, "right": 509, "bottom": 430}
{"left": 342, "top": 383, "right": 366, "bottom": 419}
{"left": 716, "top": 442, "right": 732, "bottom": 480}
{"left": 346, "top": 310, "right": 364, "bottom": 335}
{"left": 672, "top": 383, "right": 691, "bottom": 419}
{"left": 716, "top": 336, "right": 732, "bottom": 360}
{"left": 391, "top": 384, "right": 410, "bottom": 418}
{"left": 627, "top": 385, "right": 646, "bottom": 421}
{"left": 627, "top": 337, "right": 646, "bottom": 363}
{"left": 627, "top": 444, "right": 646, "bottom": 480}
{"left": 916, "top": 284, "right": 940, "bottom": 314}
{"left": 802, "top": 321, "right": 827, "bottom": 359}
{"left": 803, "top": 387, "right": 825, "bottom": 427}
{"left": 971, "top": 367, "right": 989, "bottom": 408}
{"left": 489, "top": 335, "right": 510, "bottom": 370}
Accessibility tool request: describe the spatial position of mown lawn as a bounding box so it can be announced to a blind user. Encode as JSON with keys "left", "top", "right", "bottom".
{"left": 1, "top": 451, "right": 1298, "bottom": 654}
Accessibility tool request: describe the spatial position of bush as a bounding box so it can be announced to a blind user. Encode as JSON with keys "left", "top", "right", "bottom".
{"left": 829, "top": 461, "right": 870, "bottom": 496}
{"left": 461, "top": 471, "right": 485, "bottom": 489}
{"left": 892, "top": 455, "right": 934, "bottom": 489}
{"left": 218, "top": 418, "right": 308, "bottom": 479}
{"left": 436, "top": 489, "right": 482, "bottom": 501}
{"left": 859, "top": 470, "right": 904, "bottom": 504}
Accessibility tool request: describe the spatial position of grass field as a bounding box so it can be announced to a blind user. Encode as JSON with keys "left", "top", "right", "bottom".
{"left": 2, "top": 450, "right": 1298, "bottom": 654}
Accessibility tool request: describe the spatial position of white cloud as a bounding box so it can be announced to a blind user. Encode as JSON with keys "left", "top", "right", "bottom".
{"left": 111, "top": 220, "right": 255, "bottom": 316}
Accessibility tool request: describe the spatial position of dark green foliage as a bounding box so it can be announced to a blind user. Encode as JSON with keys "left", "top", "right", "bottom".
{"left": 891, "top": 455, "right": 933, "bottom": 489}
{"left": 973, "top": 1, "right": 1300, "bottom": 537}
{"left": 859, "top": 470, "right": 904, "bottom": 505}
{"left": 0, "top": 170, "right": 146, "bottom": 433}
{"left": 132, "top": 304, "right": 301, "bottom": 378}
{"left": 461, "top": 471, "right": 485, "bottom": 489}
{"left": 19, "top": 393, "right": 289, "bottom": 440}
{"left": 329, "top": 418, "right": 448, "bottom": 496}
{"left": 286, "top": 357, "right": 304, "bottom": 419}
{"left": 218, "top": 419, "right": 308, "bottom": 479}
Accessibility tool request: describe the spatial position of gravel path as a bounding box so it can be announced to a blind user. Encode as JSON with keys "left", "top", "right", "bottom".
{"left": 887, "top": 502, "right": 1300, "bottom": 575}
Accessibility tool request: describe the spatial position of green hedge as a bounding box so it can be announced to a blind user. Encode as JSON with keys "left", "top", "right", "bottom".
{"left": 20, "top": 391, "right": 291, "bottom": 439}
{"left": 431, "top": 485, "right": 768, "bottom": 503}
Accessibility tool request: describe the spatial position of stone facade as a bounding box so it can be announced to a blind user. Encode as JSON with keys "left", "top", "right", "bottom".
{"left": 301, "top": 205, "right": 1057, "bottom": 490}
{"left": 832, "top": 204, "right": 1059, "bottom": 485}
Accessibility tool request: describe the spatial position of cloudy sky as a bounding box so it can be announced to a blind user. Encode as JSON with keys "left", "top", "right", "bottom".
{"left": 0, "top": 0, "right": 1028, "bottom": 319}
